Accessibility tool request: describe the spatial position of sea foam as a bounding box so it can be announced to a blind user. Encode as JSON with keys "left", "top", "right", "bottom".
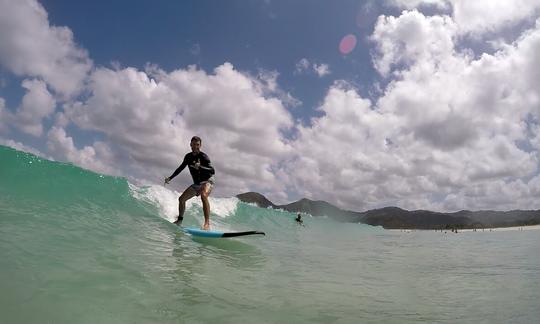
{"left": 128, "top": 182, "right": 239, "bottom": 222}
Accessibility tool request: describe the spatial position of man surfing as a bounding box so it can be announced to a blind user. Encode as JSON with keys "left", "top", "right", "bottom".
{"left": 295, "top": 213, "right": 304, "bottom": 226}
{"left": 165, "top": 136, "right": 215, "bottom": 230}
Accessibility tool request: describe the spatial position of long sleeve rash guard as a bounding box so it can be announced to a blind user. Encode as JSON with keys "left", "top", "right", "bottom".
{"left": 168, "top": 151, "right": 215, "bottom": 185}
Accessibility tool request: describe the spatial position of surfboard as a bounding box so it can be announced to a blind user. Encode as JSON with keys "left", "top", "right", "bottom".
{"left": 183, "top": 227, "right": 265, "bottom": 238}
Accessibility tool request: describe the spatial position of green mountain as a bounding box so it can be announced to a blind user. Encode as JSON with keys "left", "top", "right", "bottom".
{"left": 236, "top": 192, "right": 540, "bottom": 229}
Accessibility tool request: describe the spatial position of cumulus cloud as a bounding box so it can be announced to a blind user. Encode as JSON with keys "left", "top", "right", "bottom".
{"left": 295, "top": 58, "right": 310, "bottom": 74}
{"left": 0, "top": 0, "right": 92, "bottom": 97}
{"left": 295, "top": 58, "right": 331, "bottom": 77}
{"left": 281, "top": 10, "right": 540, "bottom": 211}
{"left": 0, "top": 97, "right": 9, "bottom": 133}
{"left": 12, "top": 79, "right": 56, "bottom": 136}
{"left": 387, "top": 0, "right": 448, "bottom": 9}
{"left": 313, "top": 63, "right": 331, "bottom": 77}
{"left": 531, "top": 123, "right": 540, "bottom": 150}
{"left": 46, "top": 126, "right": 118, "bottom": 175}
{"left": 370, "top": 10, "right": 457, "bottom": 76}
{"left": 62, "top": 63, "right": 294, "bottom": 197}
{"left": 0, "top": 137, "right": 50, "bottom": 159}
{"left": 441, "top": 177, "right": 540, "bottom": 211}
{"left": 190, "top": 43, "right": 201, "bottom": 56}
{"left": 1, "top": 80, "right": 56, "bottom": 137}
{"left": 283, "top": 83, "right": 396, "bottom": 208}
{"left": 2, "top": 1, "right": 540, "bottom": 213}
{"left": 256, "top": 69, "right": 301, "bottom": 107}
{"left": 449, "top": 0, "right": 540, "bottom": 35}
{"left": 388, "top": 0, "right": 540, "bottom": 35}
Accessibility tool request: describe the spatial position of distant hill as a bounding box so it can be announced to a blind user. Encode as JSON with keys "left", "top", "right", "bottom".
{"left": 236, "top": 192, "right": 277, "bottom": 209}
{"left": 359, "top": 207, "right": 473, "bottom": 229}
{"left": 236, "top": 192, "right": 540, "bottom": 229}
{"left": 279, "top": 198, "right": 363, "bottom": 222}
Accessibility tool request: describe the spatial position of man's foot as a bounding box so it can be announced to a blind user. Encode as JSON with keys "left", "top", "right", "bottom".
{"left": 202, "top": 223, "right": 210, "bottom": 231}
{"left": 173, "top": 216, "right": 184, "bottom": 226}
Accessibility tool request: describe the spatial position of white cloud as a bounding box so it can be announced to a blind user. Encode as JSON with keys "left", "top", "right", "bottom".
{"left": 62, "top": 63, "right": 294, "bottom": 197}
{"left": 46, "top": 126, "right": 118, "bottom": 176}
{"left": 370, "top": 10, "right": 457, "bottom": 76}
{"left": 388, "top": 0, "right": 540, "bottom": 36}
{"left": 13, "top": 79, "right": 56, "bottom": 136}
{"left": 295, "top": 58, "right": 331, "bottom": 77}
{"left": 531, "top": 123, "right": 540, "bottom": 150}
{"left": 256, "top": 69, "right": 301, "bottom": 107}
{"left": 190, "top": 43, "right": 201, "bottom": 56}
{"left": 282, "top": 10, "right": 540, "bottom": 211}
{"left": 387, "top": 0, "right": 448, "bottom": 9}
{"left": 0, "top": 0, "right": 92, "bottom": 97}
{"left": 1, "top": 80, "right": 57, "bottom": 137}
{"left": 0, "top": 97, "right": 9, "bottom": 133}
{"left": 0, "top": 137, "right": 48, "bottom": 158}
{"left": 440, "top": 177, "right": 540, "bottom": 211}
{"left": 295, "top": 58, "right": 310, "bottom": 74}
{"left": 451, "top": 0, "right": 540, "bottom": 35}
{"left": 2, "top": 1, "right": 540, "bottom": 213}
{"left": 283, "top": 83, "right": 396, "bottom": 208}
{"left": 313, "top": 63, "right": 331, "bottom": 77}
{"left": 0, "top": 137, "right": 49, "bottom": 158}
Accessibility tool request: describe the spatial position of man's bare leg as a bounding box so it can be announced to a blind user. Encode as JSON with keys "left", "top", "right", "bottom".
{"left": 200, "top": 183, "right": 213, "bottom": 230}
{"left": 175, "top": 187, "right": 197, "bottom": 225}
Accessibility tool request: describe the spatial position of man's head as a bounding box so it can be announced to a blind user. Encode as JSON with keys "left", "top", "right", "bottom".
{"left": 190, "top": 136, "right": 202, "bottom": 153}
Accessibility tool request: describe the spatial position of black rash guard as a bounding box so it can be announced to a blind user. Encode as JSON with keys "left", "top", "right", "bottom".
{"left": 168, "top": 151, "right": 215, "bottom": 185}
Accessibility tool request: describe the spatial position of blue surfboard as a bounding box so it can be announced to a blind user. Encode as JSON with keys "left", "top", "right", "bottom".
{"left": 183, "top": 227, "right": 265, "bottom": 238}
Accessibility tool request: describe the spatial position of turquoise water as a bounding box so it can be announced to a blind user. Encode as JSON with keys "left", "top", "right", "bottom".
{"left": 1, "top": 144, "right": 540, "bottom": 323}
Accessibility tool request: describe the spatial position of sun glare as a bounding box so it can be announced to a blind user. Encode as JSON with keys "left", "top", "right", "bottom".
{"left": 339, "top": 34, "right": 357, "bottom": 55}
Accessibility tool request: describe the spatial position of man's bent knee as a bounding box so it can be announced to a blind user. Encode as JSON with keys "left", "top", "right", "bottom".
{"left": 179, "top": 187, "right": 197, "bottom": 202}
{"left": 179, "top": 195, "right": 190, "bottom": 204}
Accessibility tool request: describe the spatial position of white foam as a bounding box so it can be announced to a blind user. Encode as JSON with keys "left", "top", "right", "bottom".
{"left": 186, "top": 196, "right": 240, "bottom": 218}
{"left": 128, "top": 183, "right": 239, "bottom": 223}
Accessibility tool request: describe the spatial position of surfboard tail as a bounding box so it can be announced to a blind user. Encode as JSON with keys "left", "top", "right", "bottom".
{"left": 221, "top": 231, "right": 265, "bottom": 237}
{"left": 183, "top": 227, "right": 266, "bottom": 238}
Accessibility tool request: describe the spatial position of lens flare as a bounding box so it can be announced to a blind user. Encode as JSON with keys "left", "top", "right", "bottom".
{"left": 339, "top": 34, "right": 357, "bottom": 55}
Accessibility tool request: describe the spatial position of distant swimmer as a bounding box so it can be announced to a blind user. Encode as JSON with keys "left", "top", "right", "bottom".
{"left": 295, "top": 213, "right": 304, "bottom": 225}
{"left": 165, "top": 136, "right": 215, "bottom": 230}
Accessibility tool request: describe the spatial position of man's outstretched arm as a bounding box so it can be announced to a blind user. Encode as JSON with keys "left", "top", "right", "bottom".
{"left": 165, "top": 159, "right": 187, "bottom": 184}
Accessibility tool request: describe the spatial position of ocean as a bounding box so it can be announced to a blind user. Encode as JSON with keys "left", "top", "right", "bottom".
{"left": 1, "top": 144, "right": 540, "bottom": 323}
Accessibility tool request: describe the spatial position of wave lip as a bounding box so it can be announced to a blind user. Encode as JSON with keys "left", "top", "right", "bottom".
{"left": 129, "top": 183, "right": 240, "bottom": 224}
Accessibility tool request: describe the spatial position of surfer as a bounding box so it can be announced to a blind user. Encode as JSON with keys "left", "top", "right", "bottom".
{"left": 295, "top": 213, "right": 304, "bottom": 225}
{"left": 165, "top": 136, "right": 215, "bottom": 230}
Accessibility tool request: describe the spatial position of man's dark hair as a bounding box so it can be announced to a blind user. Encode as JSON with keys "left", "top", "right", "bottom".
{"left": 191, "top": 136, "right": 202, "bottom": 143}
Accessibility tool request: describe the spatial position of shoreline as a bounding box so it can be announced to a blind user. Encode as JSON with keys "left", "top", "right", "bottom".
{"left": 458, "top": 224, "right": 540, "bottom": 232}
{"left": 388, "top": 224, "right": 540, "bottom": 232}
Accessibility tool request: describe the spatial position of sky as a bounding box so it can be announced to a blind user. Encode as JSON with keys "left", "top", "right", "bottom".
{"left": 1, "top": 0, "right": 540, "bottom": 212}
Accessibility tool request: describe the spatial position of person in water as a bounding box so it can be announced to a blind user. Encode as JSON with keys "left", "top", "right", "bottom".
{"left": 165, "top": 136, "right": 215, "bottom": 230}
{"left": 295, "top": 213, "right": 303, "bottom": 225}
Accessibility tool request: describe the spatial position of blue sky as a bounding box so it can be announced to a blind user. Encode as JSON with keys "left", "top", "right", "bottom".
{"left": 1, "top": 0, "right": 540, "bottom": 212}
{"left": 38, "top": 0, "right": 380, "bottom": 121}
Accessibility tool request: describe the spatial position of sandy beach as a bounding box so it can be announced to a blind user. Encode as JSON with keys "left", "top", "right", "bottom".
{"left": 458, "top": 224, "right": 540, "bottom": 232}
{"left": 389, "top": 224, "right": 540, "bottom": 233}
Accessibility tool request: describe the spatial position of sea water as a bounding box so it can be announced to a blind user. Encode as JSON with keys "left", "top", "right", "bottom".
{"left": 1, "top": 145, "right": 539, "bottom": 323}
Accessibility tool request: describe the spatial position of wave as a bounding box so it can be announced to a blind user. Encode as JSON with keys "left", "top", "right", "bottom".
{"left": 1, "top": 144, "right": 375, "bottom": 235}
